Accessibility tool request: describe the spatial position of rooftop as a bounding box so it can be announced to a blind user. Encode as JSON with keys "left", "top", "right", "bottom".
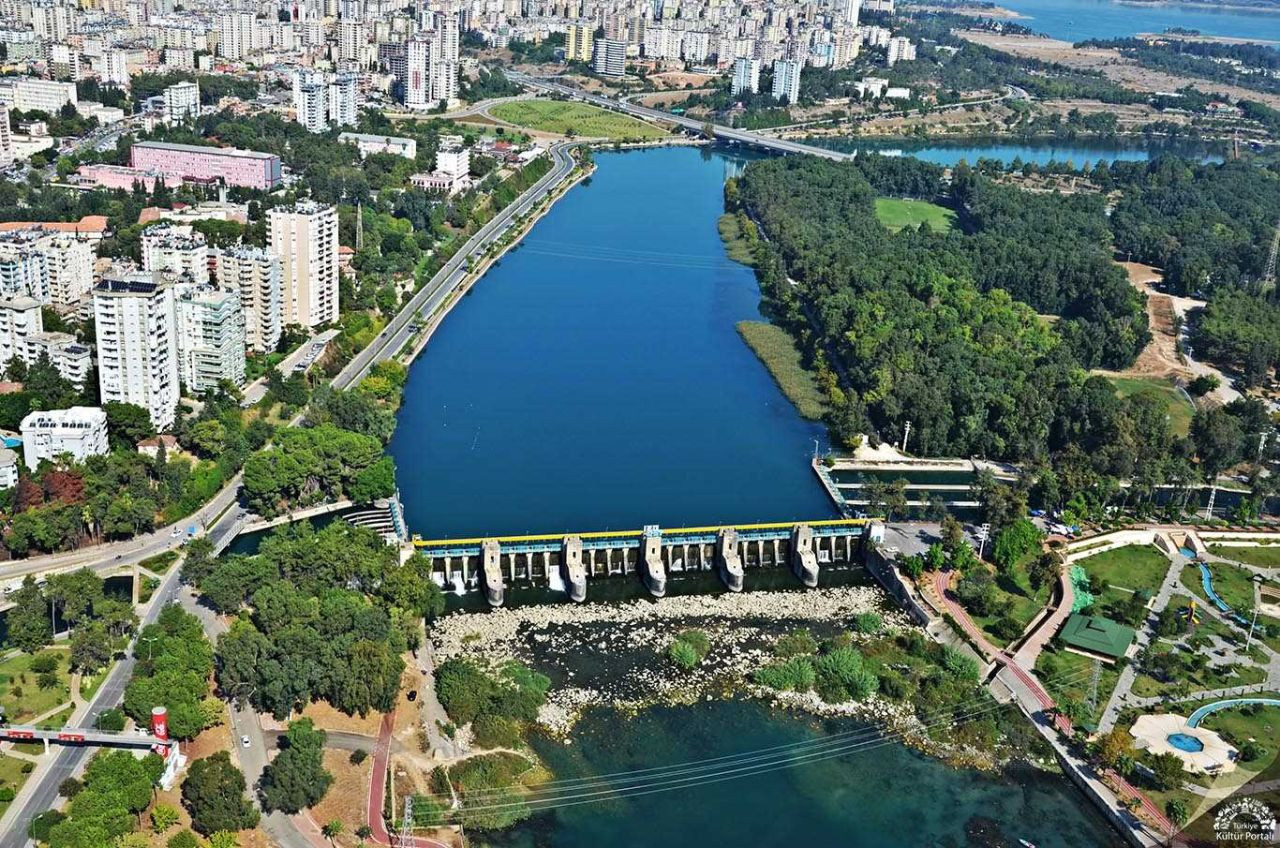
{"left": 1058, "top": 613, "right": 1136, "bottom": 660}
{"left": 133, "top": 140, "right": 278, "bottom": 161}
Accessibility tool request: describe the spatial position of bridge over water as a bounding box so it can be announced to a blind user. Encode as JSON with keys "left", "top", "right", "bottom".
{"left": 413, "top": 518, "right": 878, "bottom": 606}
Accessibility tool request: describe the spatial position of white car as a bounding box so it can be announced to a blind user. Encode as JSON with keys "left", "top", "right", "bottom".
{"left": 170, "top": 527, "right": 182, "bottom": 537}
{"left": 241, "top": 735, "right": 251, "bottom": 748}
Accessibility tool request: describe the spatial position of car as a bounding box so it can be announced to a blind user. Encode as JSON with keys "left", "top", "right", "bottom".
{"left": 407, "top": 690, "right": 418, "bottom": 702}
{"left": 170, "top": 527, "right": 182, "bottom": 537}
{"left": 241, "top": 735, "right": 251, "bottom": 748}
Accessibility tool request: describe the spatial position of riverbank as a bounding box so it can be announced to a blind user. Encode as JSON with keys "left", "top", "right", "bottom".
{"left": 400, "top": 151, "right": 596, "bottom": 365}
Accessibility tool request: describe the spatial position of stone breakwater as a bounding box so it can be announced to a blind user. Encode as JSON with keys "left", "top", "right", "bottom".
{"left": 430, "top": 586, "right": 911, "bottom": 735}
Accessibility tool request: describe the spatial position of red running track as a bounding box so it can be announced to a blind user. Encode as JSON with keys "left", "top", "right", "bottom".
{"left": 366, "top": 711, "right": 451, "bottom": 848}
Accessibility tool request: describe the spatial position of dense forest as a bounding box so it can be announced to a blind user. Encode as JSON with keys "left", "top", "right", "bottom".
{"left": 1108, "top": 159, "right": 1280, "bottom": 294}
{"left": 732, "top": 155, "right": 1274, "bottom": 515}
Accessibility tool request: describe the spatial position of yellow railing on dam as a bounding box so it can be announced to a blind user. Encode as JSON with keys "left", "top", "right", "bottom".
{"left": 413, "top": 517, "right": 876, "bottom": 548}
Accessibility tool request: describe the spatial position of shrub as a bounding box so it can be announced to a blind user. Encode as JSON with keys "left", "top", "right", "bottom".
{"left": 667, "top": 639, "right": 700, "bottom": 670}
{"left": 58, "top": 777, "right": 82, "bottom": 798}
{"left": 0, "top": 787, "right": 14, "bottom": 802}
{"left": 941, "top": 646, "right": 980, "bottom": 682}
{"left": 349, "top": 748, "right": 368, "bottom": 765}
{"left": 814, "top": 647, "right": 877, "bottom": 703}
{"left": 674, "top": 630, "right": 710, "bottom": 658}
{"left": 991, "top": 616, "right": 1023, "bottom": 642}
{"left": 774, "top": 628, "right": 818, "bottom": 658}
{"left": 29, "top": 652, "right": 59, "bottom": 674}
{"left": 878, "top": 670, "right": 908, "bottom": 699}
{"left": 852, "top": 612, "right": 882, "bottom": 634}
{"left": 472, "top": 714, "right": 523, "bottom": 749}
{"left": 753, "top": 657, "right": 816, "bottom": 692}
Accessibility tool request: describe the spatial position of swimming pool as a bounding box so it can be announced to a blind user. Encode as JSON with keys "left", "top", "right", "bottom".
{"left": 1179, "top": 547, "right": 1197, "bottom": 559}
{"left": 1168, "top": 733, "right": 1206, "bottom": 753}
{"left": 2, "top": 437, "right": 20, "bottom": 449}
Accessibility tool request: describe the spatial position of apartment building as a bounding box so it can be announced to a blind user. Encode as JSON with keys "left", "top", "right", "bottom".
{"left": 174, "top": 283, "right": 247, "bottom": 392}
{"left": 94, "top": 273, "right": 180, "bottom": 431}
{"left": 20, "top": 406, "right": 109, "bottom": 470}
{"left": 268, "top": 201, "right": 339, "bottom": 329}
{"left": 215, "top": 246, "right": 281, "bottom": 354}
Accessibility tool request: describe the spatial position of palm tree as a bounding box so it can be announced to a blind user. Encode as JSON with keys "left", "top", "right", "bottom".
{"left": 322, "top": 820, "right": 344, "bottom": 845}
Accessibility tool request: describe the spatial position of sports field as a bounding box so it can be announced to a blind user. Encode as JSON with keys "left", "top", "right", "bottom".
{"left": 489, "top": 100, "right": 668, "bottom": 140}
{"left": 873, "top": 197, "right": 956, "bottom": 232}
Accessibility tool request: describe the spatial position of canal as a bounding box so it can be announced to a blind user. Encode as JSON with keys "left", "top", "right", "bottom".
{"left": 389, "top": 144, "right": 1141, "bottom": 846}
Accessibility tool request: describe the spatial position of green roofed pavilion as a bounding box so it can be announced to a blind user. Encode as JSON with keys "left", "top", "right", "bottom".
{"left": 1058, "top": 613, "right": 1136, "bottom": 662}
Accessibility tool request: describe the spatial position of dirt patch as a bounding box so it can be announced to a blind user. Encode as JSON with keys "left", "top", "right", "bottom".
{"left": 300, "top": 700, "right": 384, "bottom": 737}
{"left": 1112, "top": 260, "right": 1191, "bottom": 379}
{"left": 632, "top": 88, "right": 715, "bottom": 107}
{"left": 648, "top": 70, "right": 717, "bottom": 90}
{"left": 1039, "top": 98, "right": 1190, "bottom": 128}
{"left": 306, "top": 749, "right": 373, "bottom": 847}
{"left": 958, "top": 30, "right": 1280, "bottom": 109}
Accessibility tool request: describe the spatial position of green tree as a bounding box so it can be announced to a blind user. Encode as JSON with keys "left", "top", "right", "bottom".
{"left": 1148, "top": 751, "right": 1186, "bottom": 790}
{"left": 181, "top": 752, "right": 259, "bottom": 835}
{"left": 7, "top": 576, "right": 51, "bottom": 653}
{"left": 259, "top": 718, "right": 333, "bottom": 813}
{"left": 103, "top": 402, "right": 156, "bottom": 450}
{"left": 70, "top": 622, "right": 112, "bottom": 672}
{"left": 322, "top": 820, "right": 344, "bottom": 844}
{"left": 992, "top": 518, "right": 1042, "bottom": 573}
{"left": 151, "top": 804, "right": 180, "bottom": 833}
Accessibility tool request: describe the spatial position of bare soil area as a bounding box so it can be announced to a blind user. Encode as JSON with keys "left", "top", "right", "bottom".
{"left": 648, "top": 70, "right": 718, "bottom": 90}
{"left": 300, "top": 700, "right": 384, "bottom": 737}
{"left": 307, "top": 749, "right": 373, "bottom": 847}
{"left": 959, "top": 30, "right": 1280, "bottom": 109}
{"left": 1116, "top": 261, "right": 1190, "bottom": 379}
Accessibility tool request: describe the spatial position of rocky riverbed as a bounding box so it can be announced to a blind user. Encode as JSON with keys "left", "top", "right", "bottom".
{"left": 430, "top": 585, "right": 916, "bottom": 735}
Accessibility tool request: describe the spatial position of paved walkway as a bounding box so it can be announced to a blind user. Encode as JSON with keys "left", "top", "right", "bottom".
{"left": 1098, "top": 545, "right": 1191, "bottom": 733}
{"left": 366, "top": 711, "right": 452, "bottom": 848}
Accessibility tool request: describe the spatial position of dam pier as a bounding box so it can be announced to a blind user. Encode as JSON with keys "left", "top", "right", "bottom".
{"left": 413, "top": 518, "right": 875, "bottom": 606}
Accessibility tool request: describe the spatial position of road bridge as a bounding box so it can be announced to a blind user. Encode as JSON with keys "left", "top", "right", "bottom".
{"left": 506, "top": 72, "right": 856, "bottom": 161}
{"left": 414, "top": 518, "right": 874, "bottom": 605}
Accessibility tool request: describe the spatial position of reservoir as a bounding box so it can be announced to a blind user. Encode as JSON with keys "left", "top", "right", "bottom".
{"left": 996, "top": 0, "right": 1280, "bottom": 43}
{"left": 389, "top": 147, "right": 833, "bottom": 540}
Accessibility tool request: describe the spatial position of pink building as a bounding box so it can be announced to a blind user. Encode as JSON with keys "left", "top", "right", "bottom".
{"left": 130, "top": 141, "right": 282, "bottom": 190}
{"left": 76, "top": 163, "right": 162, "bottom": 192}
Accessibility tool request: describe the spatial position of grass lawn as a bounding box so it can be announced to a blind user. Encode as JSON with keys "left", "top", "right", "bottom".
{"left": 969, "top": 566, "right": 1052, "bottom": 648}
{"left": 1111, "top": 376, "right": 1194, "bottom": 437}
{"left": 490, "top": 100, "right": 668, "bottom": 140}
{"left": 873, "top": 197, "right": 956, "bottom": 233}
{"left": 1078, "top": 545, "right": 1172, "bottom": 595}
{"left": 1130, "top": 646, "right": 1266, "bottom": 698}
{"left": 1198, "top": 695, "right": 1280, "bottom": 781}
{"left": 1210, "top": 544, "right": 1280, "bottom": 569}
{"left": 138, "top": 550, "right": 178, "bottom": 573}
{"left": 736, "top": 322, "right": 829, "bottom": 420}
{"left": 1034, "top": 645, "right": 1119, "bottom": 727}
{"left": 0, "top": 755, "right": 32, "bottom": 817}
{"left": 717, "top": 214, "right": 757, "bottom": 266}
{"left": 1181, "top": 561, "right": 1280, "bottom": 654}
{"left": 0, "top": 649, "right": 72, "bottom": 724}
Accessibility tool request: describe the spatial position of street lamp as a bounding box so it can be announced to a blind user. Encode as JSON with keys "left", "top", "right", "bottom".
{"left": 977, "top": 523, "right": 991, "bottom": 560}
{"left": 140, "top": 634, "right": 158, "bottom": 661}
{"left": 1245, "top": 574, "right": 1268, "bottom": 651}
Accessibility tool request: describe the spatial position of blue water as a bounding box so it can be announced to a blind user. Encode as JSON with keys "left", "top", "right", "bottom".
{"left": 480, "top": 700, "right": 1123, "bottom": 848}
{"left": 1180, "top": 547, "right": 1197, "bottom": 558}
{"left": 389, "top": 148, "right": 833, "bottom": 539}
{"left": 813, "top": 138, "right": 1223, "bottom": 168}
{"left": 3, "top": 438, "right": 20, "bottom": 448}
{"left": 998, "top": 0, "right": 1280, "bottom": 43}
{"left": 1167, "top": 732, "right": 1206, "bottom": 752}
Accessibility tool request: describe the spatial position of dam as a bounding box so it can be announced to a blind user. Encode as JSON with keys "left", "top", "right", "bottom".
{"left": 413, "top": 518, "right": 876, "bottom": 606}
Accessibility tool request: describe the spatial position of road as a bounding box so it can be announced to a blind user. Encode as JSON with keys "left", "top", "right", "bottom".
{"left": 0, "top": 139, "right": 583, "bottom": 847}
{"left": 0, "top": 142, "right": 578, "bottom": 587}
{"left": 0, "top": 504, "right": 246, "bottom": 848}
{"left": 331, "top": 140, "right": 579, "bottom": 390}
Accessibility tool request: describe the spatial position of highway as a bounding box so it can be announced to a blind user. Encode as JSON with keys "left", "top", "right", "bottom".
{"left": 0, "top": 140, "right": 583, "bottom": 847}
{"left": 332, "top": 140, "right": 579, "bottom": 390}
{"left": 0, "top": 142, "right": 579, "bottom": 588}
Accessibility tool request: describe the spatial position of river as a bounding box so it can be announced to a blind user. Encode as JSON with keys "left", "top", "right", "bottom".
{"left": 811, "top": 136, "right": 1223, "bottom": 167}
{"left": 387, "top": 144, "right": 1158, "bottom": 846}
{"left": 995, "top": 0, "right": 1280, "bottom": 43}
{"left": 477, "top": 700, "right": 1123, "bottom": 848}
